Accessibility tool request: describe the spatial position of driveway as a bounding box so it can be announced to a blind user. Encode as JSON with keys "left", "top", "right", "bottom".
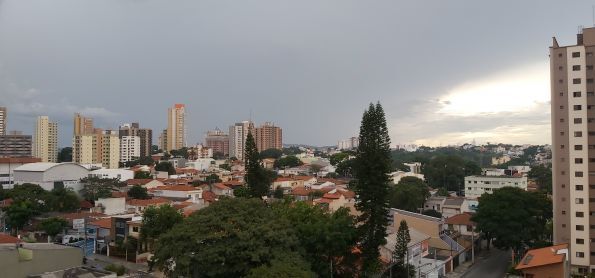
{"left": 461, "top": 248, "right": 511, "bottom": 278}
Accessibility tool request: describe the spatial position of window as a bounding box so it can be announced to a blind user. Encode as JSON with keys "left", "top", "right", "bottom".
{"left": 574, "top": 65, "right": 582, "bottom": 71}
{"left": 576, "top": 131, "right": 583, "bottom": 137}
{"left": 574, "top": 105, "right": 583, "bottom": 110}
{"left": 575, "top": 118, "right": 582, "bottom": 124}
{"left": 574, "top": 91, "right": 582, "bottom": 97}
{"left": 562, "top": 171, "right": 566, "bottom": 175}
{"left": 573, "top": 78, "right": 581, "bottom": 84}
{"left": 561, "top": 118, "right": 565, "bottom": 123}
{"left": 561, "top": 131, "right": 565, "bottom": 136}
{"left": 561, "top": 145, "right": 565, "bottom": 149}
{"left": 561, "top": 92, "right": 565, "bottom": 96}
{"left": 561, "top": 157, "right": 565, "bottom": 162}
{"left": 589, "top": 79, "right": 595, "bottom": 84}
{"left": 559, "top": 66, "right": 564, "bottom": 70}
{"left": 133, "top": 227, "right": 139, "bottom": 233}
{"left": 562, "top": 210, "right": 566, "bottom": 215}
{"left": 560, "top": 105, "right": 565, "bottom": 110}
{"left": 588, "top": 65, "right": 594, "bottom": 70}
{"left": 563, "top": 224, "right": 567, "bottom": 228}
{"left": 591, "top": 198, "right": 595, "bottom": 202}
{"left": 577, "top": 252, "right": 585, "bottom": 258}
{"left": 577, "top": 225, "right": 585, "bottom": 231}
{"left": 576, "top": 171, "right": 584, "bottom": 177}
{"left": 577, "top": 212, "right": 585, "bottom": 217}
{"left": 590, "top": 118, "right": 595, "bottom": 123}
{"left": 589, "top": 92, "right": 595, "bottom": 96}
{"left": 575, "top": 145, "right": 583, "bottom": 150}
{"left": 559, "top": 53, "right": 563, "bottom": 57}
{"left": 562, "top": 184, "right": 566, "bottom": 188}
{"left": 576, "top": 184, "right": 584, "bottom": 190}
{"left": 590, "top": 158, "right": 595, "bottom": 163}
{"left": 577, "top": 238, "right": 585, "bottom": 244}
{"left": 573, "top": 52, "right": 581, "bottom": 57}
{"left": 576, "top": 198, "right": 584, "bottom": 204}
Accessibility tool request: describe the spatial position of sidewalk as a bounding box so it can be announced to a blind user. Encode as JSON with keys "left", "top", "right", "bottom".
{"left": 88, "top": 253, "right": 149, "bottom": 273}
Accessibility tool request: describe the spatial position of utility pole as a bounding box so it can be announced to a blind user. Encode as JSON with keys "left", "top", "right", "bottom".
{"left": 471, "top": 229, "right": 475, "bottom": 264}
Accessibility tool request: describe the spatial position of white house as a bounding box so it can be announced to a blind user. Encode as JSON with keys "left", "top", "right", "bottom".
{"left": 464, "top": 175, "right": 528, "bottom": 198}
{"left": 150, "top": 185, "right": 203, "bottom": 204}
{"left": 13, "top": 162, "right": 89, "bottom": 191}
{"left": 95, "top": 197, "right": 127, "bottom": 215}
{"left": 187, "top": 158, "right": 215, "bottom": 171}
{"left": 89, "top": 169, "right": 134, "bottom": 181}
{"left": 390, "top": 171, "right": 425, "bottom": 184}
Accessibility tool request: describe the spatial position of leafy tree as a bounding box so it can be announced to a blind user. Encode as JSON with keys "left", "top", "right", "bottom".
{"left": 134, "top": 171, "right": 152, "bottom": 179}
{"left": 528, "top": 165, "right": 552, "bottom": 194}
{"left": 8, "top": 183, "right": 48, "bottom": 211}
{"left": 282, "top": 147, "right": 302, "bottom": 156}
{"left": 330, "top": 152, "right": 350, "bottom": 166}
{"left": 212, "top": 151, "right": 226, "bottom": 160}
{"left": 57, "top": 147, "right": 72, "bottom": 162}
{"left": 335, "top": 159, "right": 355, "bottom": 178}
{"left": 471, "top": 187, "right": 552, "bottom": 256}
{"left": 39, "top": 217, "right": 68, "bottom": 242}
{"left": 46, "top": 188, "right": 80, "bottom": 212}
{"left": 422, "top": 155, "right": 481, "bottom": 191}
{"left": 140, "top": 204, "right": 183, "bottom": 251}
{"left": 246, "top": 253, "right": 316, "bottom": 278}
{"left": 5, "top": 201, "right": 38, "bottom": 234}
{"left": 245, "top": 132, "right": 271, "bottom": 198}
{"left": 79, "top": 177, "right": 123, "bottom": 201}
{"left": 155, "top": 162, "right": 175, "bottom": 175}
{"left": 169, "top": 147, "right": 189, "bottom": 159}
{"left": 274, "top": 155, "right": 303, "bottom": 169}
{"left": 388, "top": 177, "right": 430, "bottom": 213}
{"left": 219, "top": 163, "right": 231, "bottom": 171}
{"left": 436, "top": 187, "right": 450, "bottom": 197}
{"left": 393, "top": 220, "right": 411, "bottom": 266}
{"left": 128, "top": 185, "right": 149, "bottom": 199}
{"left": 272, "top": 201, "right": 358, "bottom": 277}
{"left": 422, "top": 209, "right": 442, "bottom": 218}
{"left": 273, "top": 187, "right": 284, "bottom": 199}
{"left": 233, "top": 186, "right": 250, "bottom": 198}
{"left": 353, "top": 103, "right": 392, "bottom": 274}
{"left": 260, "top": 148, "right": 283, "bottom": 159}
{"left": 205, "top": 173, "right": 222, "bottom": 184}
{"left": 153, "top": 198, "right": 304, "bottom": 277}
{"left": 310, "top": 164, "right": 324, "bottom": 174}
{"left": 138, "top": 156, "right": 156, "bottom": 166}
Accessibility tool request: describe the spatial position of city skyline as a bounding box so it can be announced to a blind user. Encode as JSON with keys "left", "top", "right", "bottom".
{"left": 2, "top": 1, "right": 589, "bottom": 147}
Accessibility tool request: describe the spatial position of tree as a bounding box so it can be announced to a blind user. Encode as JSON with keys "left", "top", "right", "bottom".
{"left": 79, "top": 177, "right": 123, "bottom": 201}
{"left": 39, "top": 217, "right": 68, "bottom": 242}
{"left": 330, "top": 152, "right": 350, "bottom": 166}
{"left": 471, "top": 187, "right": 552, "bottom": 257}
{"left": 388, "top": 177, "right": 430, "bottom": 213}
{"left": 140, "top": 204, "right": 183, "bottom": 251}
{"left": 138, "top": 156, "right": 156, "bottom": 166}
{"left": 422, "top": 155, "right": 481, "bottom": 191}
{"left": 310, "top": 164, "right": 324, "bottom": 174}
{"left": 169, "top": 147, "right": 189, "bottom": 159}
{"left": 393, "top": 220, "right": 411, "bottom": 265}
{"left": 245, "top": 132, "right": 271, "bottom": 198}
{"left": 422, "top": 209, "right": 442, "bottom": 218}
{"left": 8, "top": 183, "right": 48, "bottom": 211}
{"left": 353, "top": 103, "right": 392, "bottom": 274}
{"left": 212, "top": 151, "right": 226, "bottom": 160}
{"left": 219, "top": 163, "right": 231, "bottom": 171}
{"left": 153, "top": 198, "right": 304, "bottom": 277}
{"left": 134, "top": 171, "right": 152, "bottom": 179}
{"left": 246, "top": 253, "right": 316, "bottom": 278}
{"left": 528, "top": 165, "right": 552, "bottom": 194}
{"left": 274, "top": 155, "right": 303, "bottom": 168}
{"left": 205, "top": 173, "right": 222, "bottom": 184}
{"left": 128, "top": 185, "right": 149, "bottom": 199}
{"left": 273, "top": 187, "right": 284, "bottom": 199}
{"left": 57, "top": 147, "right": 72, "bottom": 162}
{"left": 155, "top": 162, "right": 175, "bottom": 175}
{"left": 335, "top": 159, "right": 355, "bottom": 178}
{"left": 436, "top": 187, "right": 450, "bottom": 197}
{"left": 233, "top": 186, "right": 250, "bottom": 198}
{"left": 260, "top": 148, "right": 283, "bottom": 159}
{"left": 5, "top": 201, "right": 37, "bottom": 234}
{"left": 46, "top": 188, "right": 80, "bottom": 212}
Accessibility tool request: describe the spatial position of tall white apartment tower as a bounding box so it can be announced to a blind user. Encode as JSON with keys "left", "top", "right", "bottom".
{"left": 33, "top": 116, "right": 58, "bottom": 162}
{"left": 120, "top": 136, "right": 140, "bottom": 164}
{"left": 0, "top": 107, "right": 6, "bottom": 136}
{"left": 229, "top": 121, "right": 254, "bottom": 161}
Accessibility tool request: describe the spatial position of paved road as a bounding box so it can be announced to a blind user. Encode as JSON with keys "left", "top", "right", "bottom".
{"left": 461, "top": 248, "right": 511, "bottom": 278}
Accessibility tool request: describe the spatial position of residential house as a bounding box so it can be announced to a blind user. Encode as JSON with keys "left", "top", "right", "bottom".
{"left": 212, "top": 183, "right": 233, "bottom": 197}
{"left": 126, "top": 179, "right": 164, "bottom": 189}
{"left": 442, "top": 198, "right": 470, "bottom": 219}
{"left": 515, "top": 244, "right": 569, "bottom": 278}
{"left": 95, "top": 197, "right": 127, "bottom": 215}
{"left": 150, "top": 185, "right": 203, "bottom": 204}
{"left": 381, "top": 228, "right": 438, "bottom": 276}
{"left": 313, "top": 189, "right": 356, "bottom": 212}
{"left": 445, "top": 213, "right": 478, "bottom": 237}
{"left": 272, "top": 177, "right": 305, "bottom": 191}
{"left": 126, "top": 198, "right": 172, "bottom": 213}
{"left": 88, "top": 217, "right": 112, "bottom": 254}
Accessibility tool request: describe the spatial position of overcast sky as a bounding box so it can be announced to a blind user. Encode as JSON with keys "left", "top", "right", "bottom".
{"left": 0, "top": 1, "right": 593, "bottom": 148}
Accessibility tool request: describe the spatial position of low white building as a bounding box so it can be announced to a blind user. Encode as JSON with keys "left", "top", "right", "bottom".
{"left": 13, "top": 162, "right": 89, "bottom": 191}
{"left": 464, "top": 175, "right": 528, "bottom": 198}
{"left": 0, "top": 157, "right": 41, "bottom": 189}
{"left": 89, "top": 169, "right": 134, "bottom": 181}
{"left": 390, "top": 171, "right": 425, "bottom": 184}
{"left": 150, "top": 185, "right": 203, "bottom": 203}
{"left": 186, "top": 158, "right": 214, "bottom": 171}
{"left": 95, "top": 197, "right": 127, "bottom": 215}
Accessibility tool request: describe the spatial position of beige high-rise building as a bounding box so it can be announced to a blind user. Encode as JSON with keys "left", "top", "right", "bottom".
{"left": 255, "top": 122, "right": 282, "bottom": 152}
{"left": 72, "top": 130, "right": 120, "bottom": 169}
{"left": 0, "top": 107, "right": 6, "bottom": 136}
{"left": 73, "top": 113, "right": 94, "bottom": 136}
{"left": 165, "top": 104, "right": 186, "bottom": 152}
{"left": 229, "top": 121, "right": 254, "bottom": 161}
{"left": 33, "top": 116, "right": 58, "bottom": 162}
{"left": 551, "top": 27, "right": 595, "bottom": 274}
{"left": 101, "top": 131, "right": 120, "bottom": 169}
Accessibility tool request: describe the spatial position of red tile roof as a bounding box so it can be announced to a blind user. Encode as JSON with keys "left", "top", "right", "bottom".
{"left": 89, "top": 218, "right": 112, "bottom": 229}
{"left": 0, "top": 233, "right": 19, "bottom": 244}
{"left": 127, "top": 198, "right": 171, "bottom": 207}
{"left": 292, "top": 176, "right": 316, "bottom": 181}
{"left": 111, "top": 192, "right": 128, "bottom": 198}
{"left": 515, "top": 244, "right": 568, "bottom": 270}
{"left": 127, "top": 179, "right": 154, "bottom": 186}
{"left": 445, "top": 213, "right": 475, "bottom": 226}
{"left": 79, "top": 200, "right": 93, "bottom": 209}
{"left": 150, "top": 185, "right": 198, "bottom": 192}
{"left": 0, "top": 157, "right": 42, "bottom": 164}
{"left": 213, "top": 183, "right": 231, "bottom": 190}
{"left": 202, "top": 191, "right": 217, "bottom": 203}
{"left": 323, "top": 192, "right": 342, "bottom": 199}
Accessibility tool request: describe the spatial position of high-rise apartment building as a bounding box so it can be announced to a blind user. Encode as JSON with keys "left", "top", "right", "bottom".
{"left": 338, "top": 137, "right": 359, "bottom": 150}
{"left": 205, "top": 128, "right": 229, "bottom": 156}
{"left": 101, "top": 131, "right": 120, "bottom": 169}
{"left": 254, "top": 122, "right": 282, "bottom": 152}
{"left": 0, "top": 107, "right": 6, "bottom": 136}
{"left": 33, "top": 116, "right": 58, "bottom": 162}
{"left": 229, "top": 121, "right": 254, "bottom": 160}
{"left": 120, "top": 136, "right": 140, "bottom": 164}
{"left": 73, "top": 113, "right": 94, "bottom": 136}
{"left": 166, "top": 104, "right": 186, "bottom": 152}
{"left": 119, "top": 123, "right": 152, "bottom": 157}
{"left": 0, "top": 131, "right": 32, "bottom": 157}
{"left": 551, "top": 27, "right": 595, "bottom": 274}
{"left": 72, "top": 130, "right": 120, "bottom": 169}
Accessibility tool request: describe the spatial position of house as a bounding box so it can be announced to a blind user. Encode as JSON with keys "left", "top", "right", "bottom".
{"left": 262, "top": 158, "right": 275, "bottom": 169}
{"left": 390, "top": 171, "right": 425, "bottom": 184}
{"left": 381, "top": 228, "right": 437, "bottom": 276}
{"left": 212, "top": 183, "right": 233, "bottom": 197}
{"left": 291, "top": 186, "right": 333, "bottom": 202}
{"left": 95, "top": 197, "right": 127, "bottom": 215}
{"left": 126, "top": 179, "right": 164, "bottom": 189}
{"left": 13, "top": 162, "right": 89, "bottom": 191}
{"left": 88, "top": 217, "right": 112, "bottom": 254}
{"left": 515, "top": 243, "right": 569, "bottom": 278}
{"left": 424, "top": 196, "right": 445, "bottom": 213}
{"left": 89, "top": 169, "right": 134, "bottom": 181}
{"left": 272, "top": 177, "right": 305, "bottom": 191}
{"left": 292, "top": 176, "right": 317, "bottom": 186}
{"left": 442, "top": 198, "right": 470, "bottom": 219}
{"left": 126, "top": 198, "right": 172, "bottom": 213}
{"left": 150, "top": 185, "right": 203, "bottom": 203}
{"left": 445, "top": 213, "right": 478, "bottom": 237}
{"left": 313, "top": 189, "right": 356, "bottom": 212}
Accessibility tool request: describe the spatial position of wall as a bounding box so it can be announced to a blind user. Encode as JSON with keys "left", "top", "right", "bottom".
{"left": 0, "top": 244, "right": 83, "bottom": 277}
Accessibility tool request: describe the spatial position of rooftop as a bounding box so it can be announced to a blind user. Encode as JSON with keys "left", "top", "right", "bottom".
{"left": 515, "top": 244, "right": 568, "bottom": 270}
{"left": 391, "top": 208, "right": 442, "bottom": 223}
{"left": 445, "top": 213, "right": 475, "bottom": 226}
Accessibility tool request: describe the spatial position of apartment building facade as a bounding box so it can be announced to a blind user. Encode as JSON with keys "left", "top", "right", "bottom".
{"left": 166, "top": 104, "right": 186, "bottom": 152}
{"left": 0, "top": 132, "right": 32, "bottom": 157}
{"left": 254, "top": 122, "right": 282, "bottom": 152}
{"left": 33, "top": 116, "right": 58, "bottom": 162}
{"left": 229, "top": 121, "right": 254, "bottom": 160}
{"left": 72, "top": 131, "right": 120, "bottom": 168}
{"left": 73, "top": 113, "right": 94, "bottom": 136}
{"left": 119, "top": 123, "right": 152, "bottom": 157}
{"left": 205, "top": 128, "right": 229, "bottom": 156}
{"left": 0, "top": 107, "right": 6, "bottom": 136}
{"left": 120, "top": 136, "right": 140, "bottom": 163}
{"left": 464, "top": 175, "right": 528, "bottom": 199}
{"left": 551, "top": 27, "right": 595, "bottom": 274}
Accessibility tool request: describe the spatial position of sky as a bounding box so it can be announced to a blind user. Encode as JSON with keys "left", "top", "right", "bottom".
{"left": 0, "top": 1, "right": 593, "bottom": 148}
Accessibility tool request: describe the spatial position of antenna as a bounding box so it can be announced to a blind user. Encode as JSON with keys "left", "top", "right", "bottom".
{"left": 593, "top": 5, "right": 594, "bottom": 27}
{"left": 249, "top": 108, "right": 253, "bottom": 123}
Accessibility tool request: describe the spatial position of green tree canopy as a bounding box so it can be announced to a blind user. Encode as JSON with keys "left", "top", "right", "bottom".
{"left": 205, "top": 173, "right": 222, "bottom": 184}
{"left": 8, "top": 183, "right": 48, "bottom": 210}
{"left": 5, "top": 201, "right": 38, "bottom": 234}
{"left": 245, "top": 132, "right": 271, "bottom": 198}
{"left": 260, "top": 148, "right": 283, "bottom": 159}
{"left": 46, "top": 188, "right": 80, "bottom": 212}
{"left": 393, "top": 220, "right": 411, "bottom": 266}
{"left": 39, "top": 217, "right": 69, "bottom": 242}
{"left": 138, "top": 156, "right": 156, "bottom": 166}
{"left": 79, "top": 177, "right": 123, "bottom": 201}
{"left": 153, "top": 198, "right": 304, "bottom": 277}
{"left": 134, "top": 171, "right": 152, "bottom": 179}
{"left": 422, "top": 155, "right": 481, "bottom": 191}
{"left": 353, "top": 103, "right": 392, "bottom": 274}
{"left": 246, "top": 253, "right": 316, "bottom": 278}
{"left": 388, "top": 177, "right": 430, "bottom": 213}
{"left": 140, "top": 204, "right": 183, "bottom": 243}
{"left": 471, "top": 187, "right": 552, "bottom": 256}
{"left": 330, "top": 152, "right": 350, "bottom": 166}
{"left": 274, "top": 155, "right": 303, "bottom": 169}
{"left": 528, "top": 165, "right": 552, "bottom": 194}
{"left": 128, "top": 185, "right": 149, "bottom": 200}
{"left": 155, "top": 162, "right": 176, "bottom": 175}
{"left": 57, "top": 147, "right": 72, "bottom": 162}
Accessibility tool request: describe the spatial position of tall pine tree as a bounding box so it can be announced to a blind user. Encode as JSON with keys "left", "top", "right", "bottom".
{"left": 244, "top": 132, "right": 270, "bottom": 198}
{"left": 354, "top": 102, "right": 392, "bottom": 275}
{"left": 393, "top": 220, "right": 411, "bottom": 266}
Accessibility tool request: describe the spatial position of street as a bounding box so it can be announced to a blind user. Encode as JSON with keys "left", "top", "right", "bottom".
{"left": 461, "top": 248, "right": 511, "bottom": 278}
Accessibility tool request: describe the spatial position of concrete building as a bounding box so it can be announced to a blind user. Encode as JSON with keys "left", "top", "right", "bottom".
{"left": 0, "top": 157, "right": 41, "bottom": 188}
{"left": 73, "top": 131, "right": 120, "bottom": 169}
{"left": 229, "top": 121, "right": 254, "bottom": 160}
{"left": 0, "top": 243, "right": 83, "bottom": 278}
{"left": 0, "top": 131, "right": 32, "bottom": 157}
{"left": 254, "top": 122, "right": 282, "bottom": 152}
{"left": 205, "top": 128, "right": 229, "bottom": 156}
{"left": 119, "top": 135, "right": 140, "bottom": 163}
{"left": 166, "top": 104, "right": 186, "bottom": 152}
{"left": 33, "top": 116, "right": 58, "bottom": 163}
{"left": 464, "top": 175, "right": 528, "bottom": 199}
{"left": 13, "top": 162, "right": 89, "bottom": 191}
{"left": 337, "top": 136, "right": 359, "bottom": 150}
{"left": 515, "top": 244, "right": 570, "bottom": 278}
{"left": 119, "top": 123, "right": 152, "bottom": 157}
{"left": 73, "top": 113, "right": 94, "bottom": 136}
{"left": 0, "top": 107, "right": 5, "bottom": 136}
{"left": 551, "top": 27, "right": 595, "bottom": 274}
{"left": 89, "top": 169, "right": 134, "bottom": 181}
